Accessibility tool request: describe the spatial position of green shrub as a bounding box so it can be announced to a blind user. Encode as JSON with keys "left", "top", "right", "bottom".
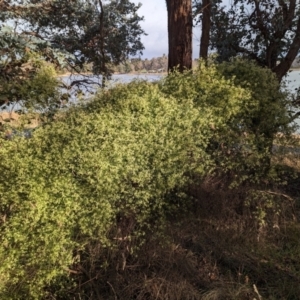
{"left": 0, "top": 61, "right": 292, "bottom": 298}
{"left": 216, "top": 59, "right": 293, "bottom": 182}
{"left": 217, "top": 58, "right": 291, "bottom": 143}
{"left": 0, "top": 80, "right": 210, "bottom": 298}
{"left": 160, "top": 60, "right": 292, "bottom": 182}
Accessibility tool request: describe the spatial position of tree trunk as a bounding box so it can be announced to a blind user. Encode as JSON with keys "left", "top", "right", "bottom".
{"left": 166, "top": 0, "right": 192, "bottom": 72}
{"left": 200, "top": 0, "right": 211, "bottom": 60}
{"left": 98, "top": 0, "right": 108, "bottom": 87}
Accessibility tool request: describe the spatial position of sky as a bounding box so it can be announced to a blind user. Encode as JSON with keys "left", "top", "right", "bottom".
{"left": 131, "top": 0, "right": 202, "bottom": 59}
{"left": 131, "top": 0, "right": 233, "bottom": 59}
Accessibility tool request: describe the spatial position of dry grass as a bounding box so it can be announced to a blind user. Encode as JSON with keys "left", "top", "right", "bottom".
{"left": 60, "top": 167, "right": 300, "bottom": 299}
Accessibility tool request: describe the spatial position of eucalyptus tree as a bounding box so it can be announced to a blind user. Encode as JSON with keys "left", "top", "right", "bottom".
{"left": 165, "top": 0, "right": 193, "bottom": 72}
{"left": 209, "top": 0, "right": 300, "bottom": 82}
{"left": 0, "top": 26, "right": 62, "bottom": 110}
{"left": 199, "top": 0, "right": 211, "bottom": 59}
{"left": 193, "top": 0, "right": 222, "bottom": 59}
{"left": 0, "top": 0, "right": 145, "bottom": 100}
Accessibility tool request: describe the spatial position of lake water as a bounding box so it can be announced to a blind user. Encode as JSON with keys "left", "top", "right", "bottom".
{"left": 59, "top": 73, "right": 163, "bottom": 88}
{"left": 285, "top": 70, "right": 300, "bottom": 90}
{"left": 58, "top": 73, "right": 163, "bottom": 103}
{"left": 283, "top": 70, "right": 300, "bottom": 130}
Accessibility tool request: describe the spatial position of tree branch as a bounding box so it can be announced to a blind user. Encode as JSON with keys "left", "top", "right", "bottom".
{"left": 285, "top": 0, "right": 296, "bottom": 26}
{"left": 251, "top": 0, "right": 269, "bottom": 40}
{"left": 274, "top": 16, "right": 300, "bottom": 82}
{"left": 230, "top": 43, "right": 265, "bottom": 67}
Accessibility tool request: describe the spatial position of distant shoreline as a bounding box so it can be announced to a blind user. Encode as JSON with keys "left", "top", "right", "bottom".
{"left": 58, "top": 68, "right": 300, "bottom": 77}
{"left": 57, "top": 71, "right": 167, "bottom": 78}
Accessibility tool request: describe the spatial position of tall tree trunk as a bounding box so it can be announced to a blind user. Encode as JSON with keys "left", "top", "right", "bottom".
{"left": 98, "top": 0, "right": 107, "bottom": 87}
{"left": 166, "top": 0, "right": 192, "bottom": 72}
{"left": 199, "top": 0, "right": 211, "bottom": 60}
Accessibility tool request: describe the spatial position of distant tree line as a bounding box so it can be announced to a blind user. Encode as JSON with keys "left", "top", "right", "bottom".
{"left": 56, "top": 54, "right": 198, "bottom": 75}
{"left": 112, "top": 54, "right": 168, "bottom": 73}
{"left": 111, "top": 55, "right": 198, "bottom": 74}
{"left": 112, "top": 54, "right": 203, "bottom": 73}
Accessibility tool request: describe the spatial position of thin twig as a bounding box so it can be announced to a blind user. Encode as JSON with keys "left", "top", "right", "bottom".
{"left": 107, "top": 281, "right": 117, "bottom": 300}
{"left": 253, "top": 284, "right": 262, "bottom": 300}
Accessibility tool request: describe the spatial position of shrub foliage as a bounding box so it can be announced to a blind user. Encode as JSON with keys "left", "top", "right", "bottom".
{"left": 0, "top": 60, "right": 292, "bottom": 298}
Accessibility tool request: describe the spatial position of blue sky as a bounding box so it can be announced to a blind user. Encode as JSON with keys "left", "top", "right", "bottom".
{"left": 132, "top": 0, "right": 202, "bottom": 59}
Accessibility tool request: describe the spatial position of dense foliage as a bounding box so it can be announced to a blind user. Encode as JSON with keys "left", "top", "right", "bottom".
{"left": 0, "top": 0, "right": 145, "bottom": 107}
{"left": 161, "top": 59, "right": 292, "bottom": 180}
{"left": 193, "top": 0, "right": 300, "bottom": 82}
{"left": 216, "top": 59, "right": 291, "bottom": 159}
{"left": 0, "top": 23, "right": 61, "bottom": 110}
{"left": 0, "top": 60, "right": 294, "bottom": 298}
{"left": 0, "top": 77, "right": 204, "bottom": 299}
{"left": 0, "top": 52, "right": 60, "bottom": 115}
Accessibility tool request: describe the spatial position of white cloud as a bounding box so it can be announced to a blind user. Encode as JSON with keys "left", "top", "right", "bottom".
{"left": 132, "top": 0, "right": 168, "bottom": 58}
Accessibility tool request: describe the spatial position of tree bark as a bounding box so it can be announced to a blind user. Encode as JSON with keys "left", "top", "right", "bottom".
{"left": 98, "top": 0, "right": 107, "bottom": 87}
{"left": 166, "top": 0, "right": 192, "bottom": 72}
{"left": 200, "top": 0, "right": 211, "bottom": 60}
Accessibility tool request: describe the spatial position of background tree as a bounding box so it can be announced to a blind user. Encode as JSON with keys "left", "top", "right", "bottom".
{"left": 193, "top": 0, "right": 213, "bottom": 59}
{"left": 193, "top": 0, "right": 221, "bottom": 59}
{"left": 166, "top": 0, "right": 193, "bottom": 72}
{"left": 0, "top": 26, "right": 61, "bottom": 111}
{"left": 131, "top": 57, "right": 144, "bottom": 72}
{"left": 199, "top": 0, "right": 211, "bottom": 60}
{"left": 143, "top": 58, "right": 152, "bottom": 71}
{"left": 210, "top": 0, "right": 300, "bottom": 82}
{"left": 0, "top": 0, "right": 145, "bottom": 93}
{"left": 157, "top": 54, "right": 168, "bottom": 70}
